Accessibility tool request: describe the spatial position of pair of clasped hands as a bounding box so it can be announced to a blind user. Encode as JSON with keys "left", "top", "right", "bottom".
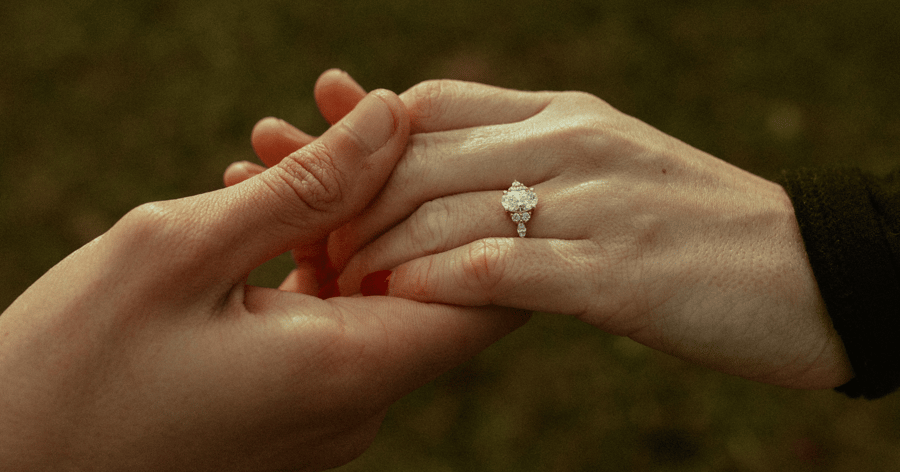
{"left": 0, "top": 70, "right": 853, "bottom": 471}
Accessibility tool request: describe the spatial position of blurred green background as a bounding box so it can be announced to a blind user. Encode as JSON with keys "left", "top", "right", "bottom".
{"left": 3, "top": 0, "right": 900, "bottom": 470}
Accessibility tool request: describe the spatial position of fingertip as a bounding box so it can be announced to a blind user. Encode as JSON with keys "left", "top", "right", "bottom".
{"left": 337, "top": 91, "right": 405, "bottom": 155}
{"left": 316, "top": 68, "right": 364, "bottom": 91}
{"left": 250, "top": 116, "right": 280, "bottom": 135}
{"left": 251, "top": 117, "right": 315, "bottom": 167}
{"left": 278, "top": 268, "right": 318, "bottom": 294}
{"left": 223, "top": 161, "right": 267, "bottom": 187}
{"left": 382, "top": 261, "right": 432, "bottom": 304}
{"left": 370, "top": 89, "right": 410, "bottom": 143}
{"left": 315, "top": 69, "right": 369, "bottom": 125}
{"left": 369, "top": 88, "right": 405, "bottom": 114}
{"left": 251, "top": 117, "right": 313, "bottom": 143}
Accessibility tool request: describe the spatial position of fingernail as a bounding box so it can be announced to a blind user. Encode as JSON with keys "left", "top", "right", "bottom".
{"left": 313, "top": 252, "right": 340, "bottom": 287}
{"left": 317, "top": 278, "right": 340, "bottom": 299}
{"left": 342, "top": 91, "right": 395, "bottom": 152}
{"left": 360, "top": 270, "right": 392, "bottom": 297}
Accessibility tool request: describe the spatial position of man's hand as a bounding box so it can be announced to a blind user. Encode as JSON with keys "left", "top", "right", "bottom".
{"left": 0, "top": 87, "right": 528, "bottom": 471}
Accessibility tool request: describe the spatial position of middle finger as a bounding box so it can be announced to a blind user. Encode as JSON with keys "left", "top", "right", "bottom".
{"left": 328, "top": 124, "right": 562, "bottom": 268}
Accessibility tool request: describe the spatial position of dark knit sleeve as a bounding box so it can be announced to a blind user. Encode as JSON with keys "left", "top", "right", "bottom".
{"left": 778, "top": 167, "right": 900, "bottom": 399}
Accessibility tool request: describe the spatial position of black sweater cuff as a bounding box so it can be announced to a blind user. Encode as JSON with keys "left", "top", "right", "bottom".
{"left": 779, "top": 168, "right": 900, "bottom": 399}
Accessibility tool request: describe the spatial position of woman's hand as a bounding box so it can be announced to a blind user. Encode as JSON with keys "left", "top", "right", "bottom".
{"left": 247, "top": 75, "right": 853, "bottom": 391}
{"left": 0, "top": 89, "right": 527, "bottom": 471}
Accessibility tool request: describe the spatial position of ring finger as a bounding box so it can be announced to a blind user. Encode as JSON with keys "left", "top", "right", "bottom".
{"left": 335, "top": 180, "right": 603, "bottom": 295}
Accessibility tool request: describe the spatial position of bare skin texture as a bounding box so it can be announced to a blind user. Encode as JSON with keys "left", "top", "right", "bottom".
{"left": 0, "top": 89, "right": 528, "bottom": 471}
{"left": 233, "top": 70, "right": 854, "bottom": 392}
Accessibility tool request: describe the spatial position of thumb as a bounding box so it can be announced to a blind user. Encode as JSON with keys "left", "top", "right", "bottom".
{"left": 216, "top": 89, "right": 409, "bottom": 278}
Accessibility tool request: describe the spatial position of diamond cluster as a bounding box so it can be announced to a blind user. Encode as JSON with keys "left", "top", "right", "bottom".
{"left": 501, "top": 181, "right": 538, "bottom": 212}
{"left": 502, "top": 181, "right": 536, "bottom": 238}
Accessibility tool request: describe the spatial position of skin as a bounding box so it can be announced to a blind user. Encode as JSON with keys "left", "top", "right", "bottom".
{"left": 0, "top": 87, "right": 528, "bottom": 471}
{"left": 232, "top": 70, "right": 855, "bottom": 391}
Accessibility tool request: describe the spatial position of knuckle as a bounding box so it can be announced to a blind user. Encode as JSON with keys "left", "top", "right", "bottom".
{"left": 553, "top": 92, "right": 617, "bottom": 131}
{"left": 269, "top": 144, "right": 346, "bottom": 214}
{"left": 543, "top": 96, "right": 606, "bottom": 136}
{"left": 394, "top": 133, "right": 440, "bottom": 189}
{"left": 538, "top": 94, "right": 634, "bottom": 168}
{"left": 400, "top": 256, "right": 435, "bottom": 301}
{"left": 408, "top": 198, "right": 453, "bottom": 255}
{"left": 404, "top": 79, "right": 457, "bottom": 124}
{"left": 460, "top": 238, "right": 511, "bottom": 295}
{"left": 120, "top": 201, "right": 187, "bottom": 245}
{"left": 387, "top": 136, "right": 425, "bottom": 193}
{"left": 114, "top": 200, "right": 210, "bottom": 262}
{"left": 402, "top": 132, "right": 438, "bottom": 169}
{"left": 532, "top": 116, "right": 605, "bottom": 169}
{"left": 561, "top": 90, "right": 610, "bottom": 108}
{"left": 555, "top": 115, "right": 605, "bottom": 141}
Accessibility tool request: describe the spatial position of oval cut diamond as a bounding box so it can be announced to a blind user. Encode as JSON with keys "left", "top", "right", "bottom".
{"left": 501, "top": 182, "right": 537, "bottom": 212}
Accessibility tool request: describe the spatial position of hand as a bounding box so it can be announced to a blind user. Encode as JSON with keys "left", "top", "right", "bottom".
{"left": 0, "top": 88, "right": 527, "bottom": 471}
{"left": 251, "top": 76, "right": 854, "bottom": 390}
{"left": 225, "top": 69, "right": 370, "bottom": 294}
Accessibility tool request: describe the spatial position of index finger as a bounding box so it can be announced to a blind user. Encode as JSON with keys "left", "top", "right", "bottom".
{"left": 400, "top": 80, "right": 553, "bottom": 133}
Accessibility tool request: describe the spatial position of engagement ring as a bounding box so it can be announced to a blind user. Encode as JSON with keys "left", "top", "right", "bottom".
{"left": 501, "top": 181, "right": 537, "bottom": 237}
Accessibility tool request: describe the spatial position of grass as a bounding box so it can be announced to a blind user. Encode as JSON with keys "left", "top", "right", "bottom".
{"left": 2, "top": 0, "right": 900, "bottom": 470}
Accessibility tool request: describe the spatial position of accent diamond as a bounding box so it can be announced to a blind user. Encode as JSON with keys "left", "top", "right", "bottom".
{"left": 517, "top": 223, "right": 527, "bottom": 237}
